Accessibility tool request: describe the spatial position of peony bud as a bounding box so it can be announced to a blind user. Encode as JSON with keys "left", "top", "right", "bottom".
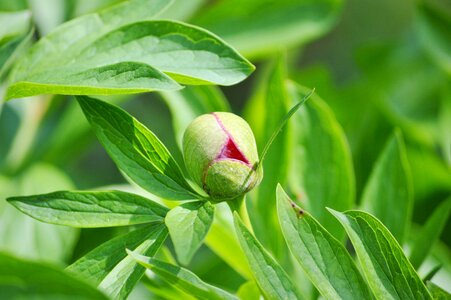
{"left": 183, "top": 112, "right": 262, "bottom": 201}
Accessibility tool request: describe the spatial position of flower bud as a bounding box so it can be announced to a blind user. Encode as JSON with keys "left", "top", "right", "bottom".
{"left": 183, "top": 112, "right": 262, "bottom": 201}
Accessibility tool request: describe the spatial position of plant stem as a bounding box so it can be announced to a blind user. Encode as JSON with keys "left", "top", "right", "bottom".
{"left": 227, "top": 195, "right": 254, "bottom": 234}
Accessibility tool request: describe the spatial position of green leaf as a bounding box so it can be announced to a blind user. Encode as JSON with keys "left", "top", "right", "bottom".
{"left": 288, "top": 83, "right": 355, "bottom": 240}
{"left": 7, "top": 62, "right": 181, "bottom": 99}
{"left": 7, "top": 18, "right": 254, "bottom": 98}
{"left": 409, "top": 197, "right": 451, "bottom": 269}
{"left": 166, "top": 201, "right": 215, "bottom": 265}
{"left": 77, "top": 95, "right": 197, "bottom": 200}
{"left": 7, "top": 190, "right": 168, "bottom": 228}
{"left": 360, "top": 130, "right": 413, "bottom": 243}
{"left": 237, "top": 281, "right": 261, "bottom": 300}
{"left": 0, "top": 163, "right": 78, "bottom": 264}
{"left": 416, "top": 2, "right": 451, "bottom": 76}
{"left": 194, "top": 0, "right": 343, "bottom": 58}
{"left": 160, "top": 85, "right": 230, "bottom": 147}
{"left": 233, "top": 213, "right": 304, "bottom": 300}
{"left": 0, "top": 252, "right": 109, "bottom": 300}
{"left": 128, "top": 251, "right": 238, "bottom": 300}
{"left": 204, "top": 203, "right": 252, "bottom": 279}
{"left": 276, "top": 185, "right": 370, "bottom": 299}
{"left": 426, "top": 282, "right": 451, "bottom": 299}
{"left": 329, "top": 209, "right": 433, "bottom": 300}
{"left": 68, "top": 223, "right": 168, "bottom": 300}
{"left": 0, "top": 10, "right": 31, "bottom": 45}
{"left": 0, "top": 29, "right": 33, "bottom": 81}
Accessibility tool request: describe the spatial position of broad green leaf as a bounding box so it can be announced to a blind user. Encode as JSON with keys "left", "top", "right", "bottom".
{"left": 7, "top": 190, "right": 168, "bottom": 227}
{"left": 329, "top": 209, "right": 433, "bottom": 300}
{"left": 289, "top": 83, "right": 354, "bottom": 240}
{"left": 0, "top": 252, "right": 108, "bottom": 300}
{"left": 409, "top": 197, "right": 451, "bottom": 269}
{"left": 361, "top": 130, "right": 413, "bottom": 243}
{"left": 7, "top": 19, "right": 254, "bottom": 98}
{"left": 426, "top": 282, "right": 451, "bottom": 299}
{"left": 77, "top": 95, "right": 197, "bottom": 200}
{"left": 128, "top": 251, "right": 238, "bottom": 300}
{"left": 166, "top": 201, "right": 215, "bottom": 265}
{"left": 7, "top": 62, "right": 181, "bottom": 99}
{"left": 233, "top": 213, "right": 304, "bottom": 300}
{"left": 68, "top": 223, "right": 168, "bottom": 299}
{"left": 194, "top": 0, "right": 342, "bottom": 58}
{"left": 276, "top": 185, "right": 370, "bottom": 299}
{"left": 0, "top": 163, "right": 78, "bottom": 264}
{"left": 204, "top": 203, "right": 252, "bottom": 279}
{"left": 9, "top": 0, "right": 171, "bottom": 77}
{"left": 160, "top": 85, "right": 230, "bottom": 147}
{"left": 5, "top": 0, "right": 173, "bottom": 99}
{"left": 416, "top": 2, "right": 451, "bottom": 76}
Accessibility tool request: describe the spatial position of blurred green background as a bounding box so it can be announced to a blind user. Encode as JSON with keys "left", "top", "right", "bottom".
{"left": 0, "top": 0, "right": 450, "bottom": 298}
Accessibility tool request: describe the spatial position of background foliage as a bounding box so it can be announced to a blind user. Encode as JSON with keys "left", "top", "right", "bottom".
{"left": 0, "top": 0, "right": 450, "bottom": 299}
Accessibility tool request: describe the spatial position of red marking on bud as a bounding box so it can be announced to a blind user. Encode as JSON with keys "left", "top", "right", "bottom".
{"left": 217, "top": 138, "right": 249, "bottom": 164}
{"left": 212, "top": 113, "right": 250, "bottom": 165}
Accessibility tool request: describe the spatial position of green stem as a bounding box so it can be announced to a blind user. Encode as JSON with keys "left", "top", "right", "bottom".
{"left": 227, "top": 195, "right": 254, "bottom": 234}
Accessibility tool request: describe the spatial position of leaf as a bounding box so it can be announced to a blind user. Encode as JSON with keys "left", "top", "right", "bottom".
{"left": 77, "top": 95, "right": 197, "bottom": 200}
{"left": 165, "top": 201, "right": 215, "bottom": 265}
{"left": 416, "top": 2, "right": 451, "bottom": 76}
{"left": 0, "top": 29, "right": 33, "bottom": 81}
{"left": 204, "top": 203, "right": 252, "bottom": 279}
{"left": 237, "top": 280, "right": 261, "bottom": 300}
{"left": 68, "top": 223, "right": 168, "bottom": 299}
{"left": 360, "top": 130, "right": 413, "bottom": 243}
{"left": 426, "top": 282, "right": 451, "bottom": 299}
{"left": 7, "top": 190, "right": 168, "bottom": 228}
{"left": 193, "top": 0, "right": 343, "bottom": 58}
{"left": 233, "top": 213, "right": 304, "bottom": 300}
{"left": 329, "top": 209, "right": 433, "bottom": 300}
{"left": 6, "top": 62, "right": 181, "bottom": 99}
{"left": 409, "top": 197, "right": 451, "bottom": 269}
{"left": 7, "top": 18, "right": 255, "bottom": 98}
{"left": 128, "top": 251, "right": 238, "bottom": 300}
{"left": 0, "top": 163, "right": 78, "bottom": 264}
{"left": 0, "top": 252, "right": 109, "bottom": 300}
{"left": 276, "top": 185, "right": 370, "bottom": 299}
{"left": 288, "top": 83, "right": 355, "bottom": 240}
{"left": 0, "top": 10, "right": 31, "bottom": 45}
{"left": 160, "top": 85, "right": 230, "bottom": 147}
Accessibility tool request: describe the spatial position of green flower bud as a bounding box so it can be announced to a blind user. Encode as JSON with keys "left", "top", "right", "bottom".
{"left": 183, "top": 112, "right": 262, "bottom": 201}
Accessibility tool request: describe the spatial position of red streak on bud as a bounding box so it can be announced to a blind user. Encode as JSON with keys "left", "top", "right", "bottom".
{"left": 211, "top": 112, "right": 250, "bottom": 165}
{"left": 217, "top": 138, "right": 249, "bottom": 163}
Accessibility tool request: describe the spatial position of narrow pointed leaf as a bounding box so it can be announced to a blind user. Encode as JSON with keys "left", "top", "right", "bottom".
{"left": 68, "top": 223, "right": 168, "bottom": 300}
{"left": 233, "top": 213, "right": 304, "bottom": 300}
{"left": 0, "top": 253, "right": 108, "bottom": 300}
{"left": 276, "top": 185, "right": 370, "bottom": 299}
{"left": 360, "top": 130, "right": 413, "bottom": 243}
{"left": 409, "top": 197, "right": 451, "bottom": 269}
{"left": 128, "top": 251, "right": 238, "bottom": 300}
{"left": 289, "top": 83, "right": 354, "bottom": 240}
{"left": 166, "top": 201, "right": 215, "bottom": 265}
{"left": 77, "top": 95, "right": 197, "bottom": 200}
{"left": 7, "top": 190, "right": 168, "bottom": 227}
{"left": 329, "top": 209, "right": 433, "bottom": 300}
